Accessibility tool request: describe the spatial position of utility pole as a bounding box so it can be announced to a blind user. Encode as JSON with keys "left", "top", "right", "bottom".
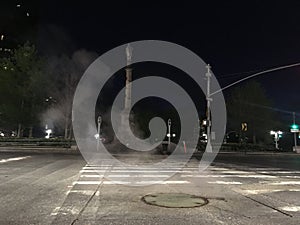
{"left": 293, "top": 112, "right": 297, "bottom": 151}
{"left": 206, "top": 64, "right": 212, "bottom": 153}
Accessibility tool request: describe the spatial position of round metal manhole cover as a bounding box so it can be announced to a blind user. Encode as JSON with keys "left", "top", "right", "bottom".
{"left": 142, "top": 193, "right": 208, "bottom": 208}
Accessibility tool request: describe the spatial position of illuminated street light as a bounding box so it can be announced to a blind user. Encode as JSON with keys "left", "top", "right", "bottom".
{"left": 45, "top": 129, "right": 52, "bottom": 139}
{"left": 270, "top": 130, "right": 283, "bottom": 149}
{"left": 96, "top": 116, "right": 102, "bottom": 150}
{"left": 167, "top": 119, "right": 176, "bottom": 145}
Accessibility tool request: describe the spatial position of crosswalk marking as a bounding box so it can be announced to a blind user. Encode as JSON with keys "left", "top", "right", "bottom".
{"left": 80, "top": 169, "right": 196, "bottom": 173}
{"left": 181, "top": 174, "right": 277, "bottom": 178}
{"left": 208, "top": 181, "right": 243, "bottom": 185}
{"left": 66, "top": 163, "right": 300, "bottom": 197}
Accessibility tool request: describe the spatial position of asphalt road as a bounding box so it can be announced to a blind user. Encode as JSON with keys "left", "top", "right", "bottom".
{"left": 0, "top": 152, "right": 300, "bottom": 225}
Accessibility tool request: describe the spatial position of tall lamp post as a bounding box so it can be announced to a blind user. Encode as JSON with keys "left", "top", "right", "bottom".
{"left": 293, "top": 112, "right": 297, "bottom": 151}
{"left": 270, "top": 130, "right": 282, "bottom": 149}
{"left": 167, "top": 119, "right": 176, "bottom": 145}
{"left": 97, "top": 116, "right": 102, "bottom": 151}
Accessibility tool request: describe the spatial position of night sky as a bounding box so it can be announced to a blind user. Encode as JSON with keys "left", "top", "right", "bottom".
{"left": 2, "top": 0, "right": 300, "bottom": 121}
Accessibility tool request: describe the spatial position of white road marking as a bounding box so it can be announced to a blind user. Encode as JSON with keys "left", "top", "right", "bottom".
{"left": 0, "top": 156, "right": 31, "bottom": 163}
{"left": 73, "top": 180, "right": 189, "bottom": 185}
{"left": 135, "top": 180, "right": 190, "bottom": 184}
{"left": 236, "top": 188, "right": 300, "bottom": 195}
{"left": 267, "top": 181, "right": 300, "bottom": 185}
{"left": 80, "top": 169, "right": 194, "bottom": 173}
{"left": 279, "top": 206, "right": 300, "bottom": 212}
{"left": 181, "top": 174, "right": 276, "bottom": 178}
{"left": 261, "top": 171, "right": 300, "bottom": 174}
{"left": 80, "top": 174, "right": 170, "bottom": 178}
{"left": 208, "top": 181, "right": 243, "bottom": 185}
{"left": 50, "top": 207, "right": 61, "bottom": 216}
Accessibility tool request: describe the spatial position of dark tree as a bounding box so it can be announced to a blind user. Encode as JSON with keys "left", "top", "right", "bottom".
{"left": 226, "top": 81, "right": 278, "bottom": 144}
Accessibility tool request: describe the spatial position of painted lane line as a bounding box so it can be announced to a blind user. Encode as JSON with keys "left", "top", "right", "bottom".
{"left": 80, "top": 174, "right": 170, "bottom": 178}
{"left": 0, "top": 156, "right": 31, "bottom": 163}
{"left": 208, "top": 181, "right": 243, "bottom": 185}
{"left": 73, "top": 180, "right": 189, "bottom": 185}
{"left": 267, "top": 181, "right": 300, "bottom": 185}
{"left": 80, "top": 170, "right": 197, "bottom": 173}
{"left": 260, "top": 171, "right": 300, "bottom": 174}
{"left": 135, "top": 180, "right": 190, "bottom": 184}
{"left": 279, "top": 206, "right": 300, "bottom": 212}
{"left": 181, "top": 174, "right": 277, "bottom": 178}
{"left": 236, "top": 189, "right": 300, "bottom": 195}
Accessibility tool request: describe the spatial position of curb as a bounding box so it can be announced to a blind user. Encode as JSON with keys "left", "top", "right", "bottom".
{"left": 0, "top": 147, "right": 80, "bottom": 155}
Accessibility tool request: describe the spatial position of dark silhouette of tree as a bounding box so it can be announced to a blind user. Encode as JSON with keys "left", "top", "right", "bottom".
{"left": 226, "top": 81, "right": 279, "bottom": 144}
{"left": 0, "top": 42, "right": 46, "bottom": 137}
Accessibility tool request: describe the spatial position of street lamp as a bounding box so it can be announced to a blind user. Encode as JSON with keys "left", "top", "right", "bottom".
{"left": 96, "top": 116, "right": 102, "bottom": 151}
{"left": 270, "top": 130, "right": 283, "bottom": 149}
{"left": 167, "top": 119, "right": 176, "bottom": 145}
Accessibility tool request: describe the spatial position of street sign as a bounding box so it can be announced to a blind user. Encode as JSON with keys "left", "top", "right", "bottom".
{"left": 241, "top": 123, "right": 247, "bottom": 131}
{"left": 290, "top": 128, "right": 299, "bottom": 133}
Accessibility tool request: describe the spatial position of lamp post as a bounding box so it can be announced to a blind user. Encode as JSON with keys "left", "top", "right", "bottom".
{"left": 270, "top": 130, "right": 283, "bottom": 149}
{"left": 167, "top": 119, "right": 176, "bottom": 145}
{"left": 97, "top": 116, "right": 102, "bottom": 151}
{"left": 293, "top": 112, "right": 297, "bottom": 151}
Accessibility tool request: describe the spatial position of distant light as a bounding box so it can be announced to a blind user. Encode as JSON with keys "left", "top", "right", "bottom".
{"left": 3, "top": 66, "right": 7, "bottom": 70}
{"left": 0, "top": 132, "right": 4, "bottom": 137}
{"left": 45, "top": 129, "right": 52, "bottom": 139}
{"left": 16, "top": 4, "right": 21, "bottom": 7}
{"left": 94, "top": 134, "right": 99, "bottom": 139}
{"left": 0, "top": 35, "right": 4, "bottom": 41}
{"left": 172, "top": 134, "right": 176, "bottom": 137}
{"left": 291, "top": 124, "right": 299, "bottom": 129}
{"left": 26, "top": 12, "right": 30, "bottom": 17}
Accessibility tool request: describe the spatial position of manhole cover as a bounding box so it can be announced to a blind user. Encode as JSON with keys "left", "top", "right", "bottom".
{"left": 142, "top": 193, "right": 208, "bottom": 208}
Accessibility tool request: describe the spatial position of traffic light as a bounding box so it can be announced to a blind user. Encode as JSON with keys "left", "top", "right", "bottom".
{"left": 291, "top": 124, "right": 299, "bottom": 129}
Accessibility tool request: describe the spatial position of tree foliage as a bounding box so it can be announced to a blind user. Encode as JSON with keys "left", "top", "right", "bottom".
{"left": 0, "top": 42, "right": 47, "bottom": 136}
{"left": 226, "top": 81, "right": 279, "bottom": 144}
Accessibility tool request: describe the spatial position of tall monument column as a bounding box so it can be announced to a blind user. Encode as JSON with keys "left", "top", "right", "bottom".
{"left": 120, "top": 44, "right": 133, "bottom": 140}
{"left": 124, "top": 44, "right": 132, "bottom": 110}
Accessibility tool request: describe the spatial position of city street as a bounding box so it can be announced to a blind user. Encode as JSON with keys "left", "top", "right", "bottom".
{"left": 0, "top": 152, "right": 300, "bottom": 224}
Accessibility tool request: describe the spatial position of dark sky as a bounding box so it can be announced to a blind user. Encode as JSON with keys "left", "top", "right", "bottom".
{"left": 2, "top": 1, "right": 300, "bottom": 120}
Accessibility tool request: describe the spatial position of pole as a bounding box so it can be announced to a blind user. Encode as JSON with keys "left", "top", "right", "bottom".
{"left": 206, "top": 64, "right": 212, "bottom": 153}
{"left": 293, "top": 112, "right": 297, "bottom": 151}
{"left": 168, "top": 119, "right": 171, "bottom": 145}
{"left": 97, "top": 116, "right": 102, "bottom": 151}
{"left": 275, "top": 133, "right": 279, "bottom": 149}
